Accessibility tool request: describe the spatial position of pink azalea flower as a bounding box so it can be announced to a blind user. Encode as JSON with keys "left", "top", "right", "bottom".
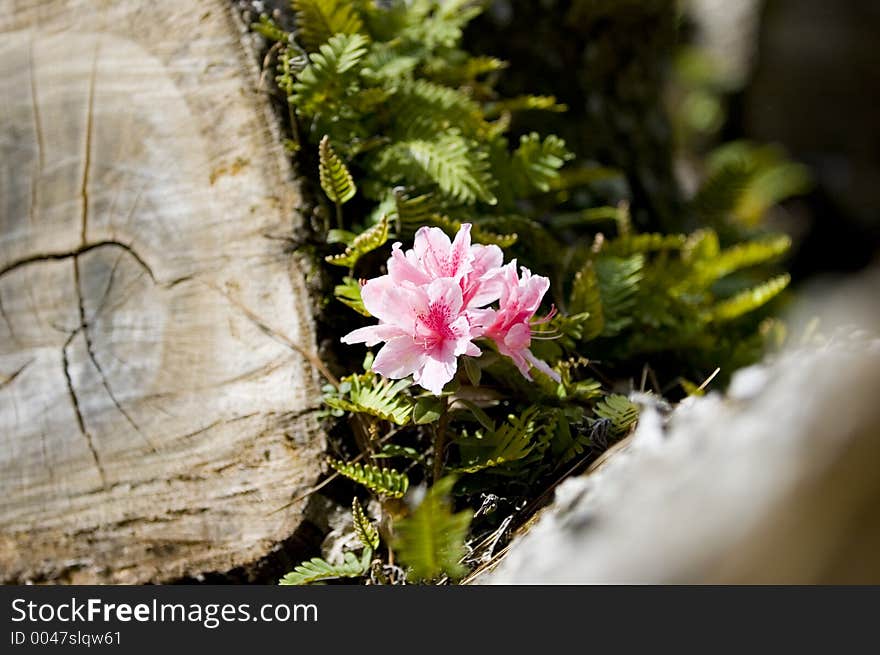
{"left": 481, "top": 261, "right": 560, "bottom": 382}
{"left": 341, "top": 222, "right": 557, "bottom": 393}
{"left": 388, "top": 225, "right": 504, "bottom": 309}
{"left": 341, "top": 276, "right": 480, "bottom": 395}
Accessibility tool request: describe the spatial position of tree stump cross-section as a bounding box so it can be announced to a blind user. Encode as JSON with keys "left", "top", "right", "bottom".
{"left": 0, "top": 0, "right": 326, "bottom": 583}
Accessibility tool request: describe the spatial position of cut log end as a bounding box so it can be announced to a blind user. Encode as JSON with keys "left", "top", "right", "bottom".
{"left": 0, "top": 0, "right": 326, "bottom": 583}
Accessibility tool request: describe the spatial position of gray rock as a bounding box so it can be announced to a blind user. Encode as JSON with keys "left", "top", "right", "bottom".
{"left": 484, "top": 272, "right": 880, "bottom": 584}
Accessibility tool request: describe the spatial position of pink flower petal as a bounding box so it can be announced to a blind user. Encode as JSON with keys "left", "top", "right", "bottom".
{"left": 526, "top": 351, "right": 561, "bottom": 382}
{"left": 372, "top": 335, "right": 427, "bottom": 379}
{"left": 425, "top": 277, "right": 464, "bottom": 316}
{"left": 414, "top": 353, "right": 458, "bottom": 395}
{"left": 503, "top": 322, "right": 532, "bottom": 351}
{"left": 362, "top": 276, "right": 428, "bottom": 332}
{"left": 341, "top": 323, "right": 406, "bottom": 346}
{"left": 388, "top": 243, "right": 431, "bottom": 286}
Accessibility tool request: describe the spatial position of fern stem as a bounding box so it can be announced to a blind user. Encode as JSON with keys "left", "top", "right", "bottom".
{"left": 432, "top": 395, "right": 450, "bottom": 484}
{"left": 334, "top": 201, "right": 344, "bottom": 229}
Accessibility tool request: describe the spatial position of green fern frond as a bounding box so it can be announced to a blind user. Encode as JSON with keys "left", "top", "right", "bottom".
{"left": 433, "top": 215, "right": 517, "bottom": 248}
{"left": 426, "top": 55, "right": 508, "bottom": 86}
{"left": 484, "top": 95, "right": 568, "bottom": 118}
{"left": 392, "top": 189, "right": 442, "bottom": 229}
{"left": 361, "top": 45, "right": 419, "bottom": 83}
{"left": 454, "top": 407, "right": 540, "bottom": 473}
{"left": 252, "top": 14, "right": 289, "bottom": 43}
{"left": 512, "top": 132, "right": 573, "bottom": 192}
{"left": 543, "top": 407, "right": 591, "bottom": 464}
{"left": 329, "top": 459, "right": 410, "bottom": 498}
{"left": 325, "top": 214, "right": 390, "bottom": 268}
{"left": 594, "top": 394, "right": 639, "bottom": 440}
{"left": 324, "top": 370, "right": 413, "bottom": 425}
{"left": 681, "top": 228, "right": 721, "bottom": 263}
{"left": 390, "top": 191, "right": 516, "bottom": 246}
{"left": 691, "top": 159, "right": 754, "bottom": 223}
{"left": 319, "top": 135, "right": 357, "bottom": 205}
{"left": 695, "top": 234, "right": 791, "bottom": 285}
{"left": 390, "top": 79, "right": 487, "bottom": 140}
{"left": 596, "top": 254, "right": 644, "bottom": 336}
{"left": 333, "top": 276, "right": 369, "bottom": 315}
{"left": 396, "top": 0, "right": 483, "bottom": 52}
{"left": 292, "top": 33, "right": 369, "bottom": 117}
{"left": 279, "top": 550, "right": 370, "bottom": 585}
{"left": 374, "top": 135, "right": 497, "bottom": 205}
{"left": 711, "top": 274, "right": 790, "bottom": 322}
{"left": 603, "top": 233, "right": 687, "bottom": 257}
{"left": 394, "top": 476, "right": 472, "bottom": 582}
{"left": 568, "top": 260, "right": 605, "bottom": 341}
{"left": 292, "top": 0, "right": 366, "bottom": 52}
{"left": 706, "top": 141, "right": 811, "bottom": 227}
{"left": 352, "top": 497, "right": 380, "bottom": 551}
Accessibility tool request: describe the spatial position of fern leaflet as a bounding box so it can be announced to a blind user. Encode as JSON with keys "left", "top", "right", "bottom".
{"left": 594, "top": 395, "right": 639, "bottom": 440}
{"left": 711, "top": 274, "right": 790, "bottom": 322}
{"left": 325, "top": 214, "right": 390, "bottom": 268}
{"left": 329, "top": 459, "right": 410, "bottom": 498}
{"left": 292, "top": 0, "right": 366, "bottom": 52}
{"left": 279, "top": 550, "right": 370, "bottom": 585}
{"left": 352, "top": 497, "right": 380, "bottom": 551}
{"left": 454, "top": 407, "right": 540, "bottom": 473}
{"left": 319, "top": 135, "right": 357, "bottom": 205}
{"left": 324, "top": 370, "right": 413, "bottom": 425}
{"left": 394, "top": 476, "right": 472, "bottom": 582}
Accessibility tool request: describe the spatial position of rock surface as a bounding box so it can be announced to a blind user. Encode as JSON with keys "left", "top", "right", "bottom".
{"left": 484, "top": 273, "right": 880, "bottom": 584}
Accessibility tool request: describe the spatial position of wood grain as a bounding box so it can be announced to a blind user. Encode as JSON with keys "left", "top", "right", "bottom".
{"left": 0, "top": 0, "right": 326, "bottom": 582}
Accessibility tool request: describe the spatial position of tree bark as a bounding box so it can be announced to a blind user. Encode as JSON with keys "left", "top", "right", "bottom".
{"left": 0, "top": 0, "right": 325, "bottom": 583}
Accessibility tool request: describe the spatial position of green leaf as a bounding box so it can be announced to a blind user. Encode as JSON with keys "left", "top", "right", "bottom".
{"left": 389, "top": 79, "right": 488, "bottom": 141}
{"left": 453, "top": 407, "right": 539, "bottom": 473}
{"left": 292, "top": 0, "right": 366, "bottom": 52}
{"left": 413, "top": 396, "right": 444, "bottom": 425}
{"left": 319, "top": 135, "right": 357, "bottom": 205}
{"left": 512, "top": 132, "right": 573, "bottom": 192}
{"left": 372, "top": 444, "right": 422, "bottom": 460}
{"left": 568, "top": 260, "right": 605, "bottom": 341}
{"left": 594, "top": 395, "right": 639, "bottom": 440}
{"left": 484, "top": 95, "right": 567, "bottom": 118}
{"left": 333, "top": 277, "right": 369, "bottom": 316}
{"left": 603, "top": 233, "right": 687, "bottom": 257}
{"left": 252, "top": 14, "right": 288, "bottom": 43}
{"left": 279, "top": 550, "right": 370, "bottom": 585}
{"left": 694, "top": 234, "right": 791, "bottom": 285}
{"left": 292, "top": 33, "right": 369, "bottom": 119}
{"left": 329, "top": 459, "right": 410, "bottom": 498}
{"left": 461, "top": 356, "right": 481, "bottom": 387}
{"left": 373, "top": 134, "right": 497, "bottom": 205}
{"left": 324, "top": 370, "right": 413, "bottom": 425}
{"left": 325, "top": 214, "right": 390, "bottom": 268}
{"left": 457, "top": 399, "right": 494, "bottom": 433}
{"left": 352, "top": 497, "right": 380, "bottom": 551}
{"left": 595, "top": 254, "right": 644, "bottom": 336}
{"left": 394, "top": 476, "right": 472, "bottom": 582}
{"left": 711, "top": 274, "right": 790, "bottom": 322}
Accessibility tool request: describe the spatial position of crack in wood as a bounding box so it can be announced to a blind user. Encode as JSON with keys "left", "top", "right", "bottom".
{"left": 80, "top": 40, "right": 98, "bottom": 245}
{"left": 0, "top": 288, "right": 18, "bottom": 344}
{"left": 0, "top": 240, "right": 156, "bottom": 283}
{"left": 0, "top": 359, "right": 33, "bottom": 391}
{"left": 72, "top": 257, "right": 157, "bottom": 454}
{"left": 28, "top": 38, "right": 45, "bottom": 172}
{"left": 28, "top": 38, "right": 44, "bottom": 231}
{"left": 61, "top": 329, "right": 107, "bottom": 487}
{"left": 205, "top": 282, "right": 338, "bottom": 387}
